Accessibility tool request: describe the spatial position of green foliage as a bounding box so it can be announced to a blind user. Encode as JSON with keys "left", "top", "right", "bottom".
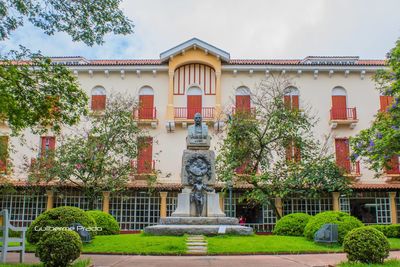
{"left": 35, "top": 229, "right": 82, "bottom": 267}
{"left": 338, "top": 259, "right": 400, "bottom": 267}
{"left": 273, "top": 213, "right": 312, "bottom": 236}
{"left": 216, "top": 75, "right": 350, "bottom": 218}
{"left": 343, "top": 226, "right": 390, "bottom": 264}
{"left": 27, "top": 206, "right": 96, "bottom": 244}
{"left": 0, "top": 0, "right": 133, "bottom": 46}
{"left": 0, "top": 48, "right": 88, "bottom": 135}
{"left": 86, "top": 210, "right": 119, "bottom": 235}
{"left": 304, "top": 211, "right": 363, "bottom": 243}
{"left": 28, "top": 95, "right": 151, "bottom": 208}
{"left": 351, "top": 39, "right": 400, "bottom": 173}
{"left": 370, "top": 224, "right": 400, "bottom": 238}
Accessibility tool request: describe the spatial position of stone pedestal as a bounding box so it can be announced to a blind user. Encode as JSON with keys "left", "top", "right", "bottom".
{"left": 181, "top": 150, "right": 216, "bottom": 185}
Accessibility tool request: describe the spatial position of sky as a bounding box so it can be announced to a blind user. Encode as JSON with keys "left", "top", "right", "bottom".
{"left": 1, "top": 0, "right": 399, "bottom": 60}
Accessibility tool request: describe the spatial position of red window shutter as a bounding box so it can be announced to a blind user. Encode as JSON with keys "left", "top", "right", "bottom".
{"left": 286, "top": 143, "right": 293, "bottom": 161}
{"left": 187, "top": 95, "right": 202, "bottom": 119}
{"left": 387, "top": 155, "right": 400, "bottom": 174}
{"left": 139, "top": 95, "right": 154, "bottom": 119}
{"left": 137, "top": 137, "right": 153, "bottom": 174}
{"left": 91, "top": 95, "right": 106, "bottom": 111}
{"left": 294, "top": 145, "right": 301, "bottom": 162}
{"left": 332, "top": 96, "right": 347, "bottom": 119}
{"left": 284, "top": 95, "right": 291, "bottom": 108}
{"left": 380, "top": 96, "right": 394, "bottom": 112}
{"left": 40, "top": 136, "right": 56, "bottom": 156}
{"left": 335, "top": 138, "right": 350, "bottom": 173}
{"left": 0, "top": 136, "right": 8, "bottom": 172}
{"left": 235, "top": 95, "right": 251, "bottom": 112}
{"left": 292, "top": 95, "right": 299, "bottom": 110}
{"left": 286, "top": 141, "right": 300, "bottom": 162}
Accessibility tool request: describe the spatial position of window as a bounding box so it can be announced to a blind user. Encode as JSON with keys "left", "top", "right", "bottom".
{"left": 137, "top": 137, "right": 153, "bottom": 174}
{"left": 235, "top": 86, "right": 251, "bottom": 113}
{"left": 334, "top": 138, "right": 360, "bottom": 175}
{"left": 91, "top": 86, "right": 106, "bottom": 111}
{"left": 380, "top": 95, "right": 394, "bottom": 112}
{"left": 284, "top": 87, "right": 299, "bottom": 110}
{"left": 40, "top": 136, "right": 56, "bottom": 157}
{"left": 138, "top": 86, "right": 155, "bottom": 120}
{"left": 0, "top": 136, "right": 9, "bottom": 173}
{"left": 386, "top": 155, "right": 400, "bottom": 175}
{"left": 286, "top": 140, "right": 301, "bottom": 162}
{"left": 331, "top": 87, "right": 348, "bottom": 119}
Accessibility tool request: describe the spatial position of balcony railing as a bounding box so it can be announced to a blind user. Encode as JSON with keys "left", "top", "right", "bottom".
{"left": 133, "top": 107, "right": 157, "bottom": 120}
{"left": 174, "top": 107, "right": 215, "bottom": 119}
{"left": 330, "top": 107, "right": 357, "bottom": 121}
{"left": 386, "top": 165, "right": 400, "bottom": 175}
{"left": 130, "top": 159, "right": 156, "bottom": 174}
{"left": 338, "top": 160, "right": 361, "bottom": 176}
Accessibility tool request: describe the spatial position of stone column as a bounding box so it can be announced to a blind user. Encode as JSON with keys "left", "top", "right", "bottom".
{"left": 160, "top": 192, "right": 168, "bottom": 218}
{"left": 389, "top": 192, "right": 397, "bottom": 224}
{"left": 275, "top": 197, "right": 283, "bottom": 218}
{"left": 332, "top": 192, "right": 340, "bottom": 211}
{"left": 102, "top": 191, "right": 110, "bottom": 214}
{"left": 167, "top": 70, "right": 175, "bottom": 120}
{"left": 46, "top": 190, "right": 54, "bottom": 211}
{"left": 215, "top": 71, "right": 222, "bottom": 117}
{"left": 219, "top": 193, "right": 225, "bottom": 212}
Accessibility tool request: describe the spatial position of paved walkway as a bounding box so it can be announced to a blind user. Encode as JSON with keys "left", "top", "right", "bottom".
{"left": 5, "top": 251, "right": 400, "bottom": 267}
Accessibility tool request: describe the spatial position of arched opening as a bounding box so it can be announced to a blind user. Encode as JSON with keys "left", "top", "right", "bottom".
{"left": 138, "top": 86, "right": 155, "bottom": 119}
{"left": 331, "top": 86, "right": 348, "bottom": 119}
{"left": 284, "top": 86, "right": 300, "bottom": 110}
{"left": 235, "top": 86, "right": 251, "bottom": 113}
{"left": 186, "top": 86, "right": 202, "bottom": 119}
{"left": 91, "top": 86, "right": 106, "bottom": 111}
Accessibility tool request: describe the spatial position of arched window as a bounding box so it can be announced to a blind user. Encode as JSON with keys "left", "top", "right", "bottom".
{"left": 91, "top": 86, "right": 106, "bottom": 111}
{"left": 186, "top": 86, "right": 202, "bottom": 119}
{"left": 284, "top": 86, "right": 299, "bottom": 110}
{"left": 235, "top": 86, "right": 251, "bottom": 112}
{"left": 331, "top": 86, "right": 348, "bottom": 120}
{"left": 138, "top": 86, "right": 155, "bottom": 119}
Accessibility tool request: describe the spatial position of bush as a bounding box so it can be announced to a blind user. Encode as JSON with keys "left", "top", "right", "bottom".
{"left": 371, "top": 224, "right": 400, "bottom": 238}
{"left": 273, "top": 213, "right": 312, "bottom": 236}
{"left": 36, "top": 229, "right": 82, "bottom": 267}
{"left": 343, "top": 226, "right": 390, "bottom": 264}
{"left": 27, "top": 206, "right": 97, "bottom": 244}
{"left": 304, "top": 211, "right": 363, "bottom": 243}
{"left": 86, "top": 210, "right": 120, "bottom": 235}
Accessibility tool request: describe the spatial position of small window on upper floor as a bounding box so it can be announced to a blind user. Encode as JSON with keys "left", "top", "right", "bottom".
{"left": 138, "top": 86, "right": 156, "bottom": 120}
{"left": 284, "top": 87, "right": 299, "bottom": 110}
{"left": 91, "top": 86, "right": 106, "bottom": 111}
{"left": 235, "top": 86, "right": 251, "bottom": 113}
{"left": 379, "top": 93, "right": 394, "bottom": 113}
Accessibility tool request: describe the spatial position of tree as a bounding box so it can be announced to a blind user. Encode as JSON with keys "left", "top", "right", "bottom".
{"left": 350, "top": 39, "right": 400, "bottom": 173}
{"left": 0, "top": 0, "right": 134, "bottom": 136}
{"left": 28, "top": 95, "right": 153, "bottom": 208}
{"left": 216, "top": 75, "right": 350, "bottom": 218}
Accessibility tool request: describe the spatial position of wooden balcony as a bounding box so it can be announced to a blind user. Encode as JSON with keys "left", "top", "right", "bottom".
{"left": 133, "top": 107, "right": 158, "bottom": 128}
{"left": 174, "top": 107, "right": 215, "bottom": 124}
{"left": 341, "top": 160, "right": 361, "bottom": 180}
{"left": 330, "top": 107, "right": 358, "bottom": 128}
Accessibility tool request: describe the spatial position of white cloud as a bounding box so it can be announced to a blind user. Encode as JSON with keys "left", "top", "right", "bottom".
{"left": 1, "top": 0, "right": 399, "bottom": 59}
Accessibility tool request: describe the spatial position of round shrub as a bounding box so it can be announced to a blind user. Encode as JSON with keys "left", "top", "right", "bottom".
{"left": 35, "top": 229, "right": 82, "bottom": 267}
{"left": 273, "top": 213, "right": 312, "bottom": 236}
{"left": 343, "top": 226, "right": 389, "bottom": 264}
{"left": 371, "top": 224, "right": 400, "bottom": 238}
{"left": 304, "top": 211, "right": 363, "bottom": 243}
{"left": 86, "top": 210, "right": 120, "bottom": 235}
{"left": 27, "top": 206, "right": 97, "bottom": 244}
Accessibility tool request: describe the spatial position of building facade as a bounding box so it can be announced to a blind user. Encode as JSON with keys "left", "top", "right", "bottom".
{"left": 1, "top": 38, "right": 399, "bottom": 232}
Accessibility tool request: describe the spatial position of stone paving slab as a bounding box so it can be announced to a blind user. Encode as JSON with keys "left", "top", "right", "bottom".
{"left": 5, "top": 251, "right": 400, "bottom": 267}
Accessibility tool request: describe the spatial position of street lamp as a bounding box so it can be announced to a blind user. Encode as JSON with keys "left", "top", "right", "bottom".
{"left": 227, "top": 180, "right": 233, "bottom": 217}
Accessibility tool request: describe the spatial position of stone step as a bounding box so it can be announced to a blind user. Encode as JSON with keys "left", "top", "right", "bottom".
{"left": 187, "top": 242, "right": 207, "bottom": 245}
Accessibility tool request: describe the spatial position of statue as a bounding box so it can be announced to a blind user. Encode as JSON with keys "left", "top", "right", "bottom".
{"left": 187, "top": 113, "right": 210, "bottom": 149}
{"left": 190, "top": 176, "right": 214, "bottom": 216}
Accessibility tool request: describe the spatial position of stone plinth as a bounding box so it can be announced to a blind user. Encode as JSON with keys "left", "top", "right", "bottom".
{"left": 181, "top": 150, "right": 216, "bottom": 185}
{"left": 160, "top": 217, "right": 239, "bottom": 225}
{"left": 144, "top": 225, "right": 253, "bottom": 236}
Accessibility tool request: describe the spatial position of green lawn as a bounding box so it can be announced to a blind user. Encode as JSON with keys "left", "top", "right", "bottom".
{"left": 337, "top": 259, "right": 400, "bottom": 267}
{"left": 0, "top": 259, "right": 90, "bottom": 267}
{"left": 25, "top": 233, "right": 187, "bottom": 255}
{"left": 206, "top": 235, "right": 400, "bottom": 254}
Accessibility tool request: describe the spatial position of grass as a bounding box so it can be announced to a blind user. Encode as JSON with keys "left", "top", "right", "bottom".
{"left": 25, "top": 233, "right": 187, "bottom": 255}
{"left": 337, "top": 259, "right": 400, "bottom": 267}
{"left": 0, "top": 259, "right": 91, "bottom": 267}
{"left": 206, "top": 235, "right": 400, "bottom": 254}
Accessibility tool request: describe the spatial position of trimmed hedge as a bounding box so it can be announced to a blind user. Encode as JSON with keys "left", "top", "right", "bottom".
{"left": 343, "top": 226, "right": 389, "bottom": 264}
{"left": 370, "top": 224, "right": 400, "bottom": 238}
{"left": 27, "top": 206, "right": 97, "bottom": 244}
{"left": 273, "top": 213, "right": 312, "bottom": 236}
{"left": 86, "top": 210, "right": 120, "bottom": 235}
{"left": 36, "top": 229, "right": 82, "bottom": 267}
{"left": 304, "top": 211, "right": 363, "bottom": 243}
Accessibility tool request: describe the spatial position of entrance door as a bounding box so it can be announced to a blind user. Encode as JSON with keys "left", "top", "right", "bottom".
{"left": 187, "top": 95, "right": 202, "bottom": 119}
{"left": 332, "top": 95, "right": 347, "bottom": 119}
{"left": 139, "top": 95, "right": 154, "bottom": 119}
